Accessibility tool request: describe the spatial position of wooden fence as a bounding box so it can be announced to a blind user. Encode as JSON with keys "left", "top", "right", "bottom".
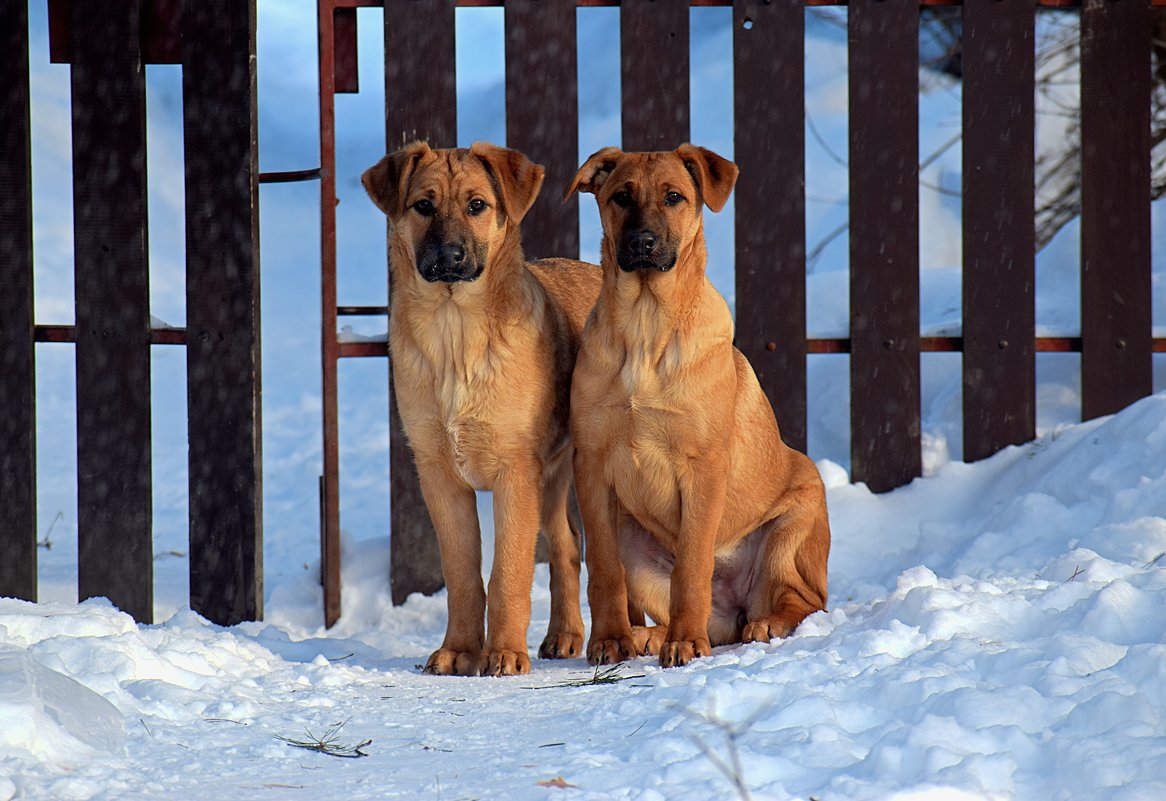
{"left": 0, "top": 0, "right": 262, "bottom": 625}
{"left": 1, "top": 0, "right": 1162, "bottom": 628}
{"left": 318, "top": 0, "right": 1163, "bottom": 626}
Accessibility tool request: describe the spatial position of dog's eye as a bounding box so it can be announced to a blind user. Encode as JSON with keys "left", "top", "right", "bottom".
{"left": 467, "top": 198, "right": 488, "bottom": 216}
{"left": 664, "top": 191, "right": 684, "bottom": 207}
{"left": 412, "top": 199, "right": 436, "bottom": 217}
{"left": 612, "top": 191, "right": 632, "bottom": 208}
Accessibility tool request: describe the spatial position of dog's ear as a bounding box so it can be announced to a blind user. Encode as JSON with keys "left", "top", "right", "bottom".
{"left": 469, "top": 142, "right": 545, "bottom": 224}
{"left": 362, "top": 140, "right": 433, "bottom": 220}
{"left": 562, "top": 147, "right": 623, "bottom": 202}
{"left": 675, "top": 144, "right": 738, "bottom": 213}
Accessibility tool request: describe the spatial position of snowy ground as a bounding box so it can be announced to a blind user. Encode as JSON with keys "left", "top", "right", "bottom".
{"left": 8, "top": 4, "right": 1166, "bottom": 799}
{"left": 4, "top": 392, "right": 1166, "bottom": 800}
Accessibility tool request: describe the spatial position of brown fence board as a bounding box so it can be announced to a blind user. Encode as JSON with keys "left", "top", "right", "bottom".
{"left": 384, "top": 0, "right": 456, "bottom": 603}
{"left": 505, "top": 0, "right": 579, "bottom": 260}
{"left": 0, "top": 0, "right": 37, "bottom": 602}
{"left": 184, "top": 0, "right": 264, "bottom": 626}
{"left": 621, "top": 0, "right": 689, "bottom": 150}
{"left": 334, "top": 8, "right": 360, "bottom": 94}
{"left": 1080, "top": 0, "right": 1153, "bottom": 420}
{"left": 70, "top": 0, "right": 153, "bottom": 622}
{"left": 848, "top": 0, "right": 921, "bottom": 492}
{"left": 961, "top": 0, "right": 1035, "bottom": 462}
{"left": 733, "top": 0, "right": 807, "bottom": 452}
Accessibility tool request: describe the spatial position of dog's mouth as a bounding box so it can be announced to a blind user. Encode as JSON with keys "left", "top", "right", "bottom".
{"left": 617, "top": 256, "right": 676, "bottom": 274}
{"left": 420, "top": 265, "right": 482, "bottom": 284}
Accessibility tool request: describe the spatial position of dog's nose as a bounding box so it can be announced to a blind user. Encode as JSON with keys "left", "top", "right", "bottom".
{"left": 626, "top": 230, "right": 657, "bottom": 256}
{"left": 443, "top": 244, "right": 466, "bottom": 265}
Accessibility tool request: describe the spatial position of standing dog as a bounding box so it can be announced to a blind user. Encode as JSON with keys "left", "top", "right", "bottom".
{"left": 362, "top": 141, "right": 601, "bottom": 676}
{"left": 564, "top": 145, "right": 830, "bottom": 668}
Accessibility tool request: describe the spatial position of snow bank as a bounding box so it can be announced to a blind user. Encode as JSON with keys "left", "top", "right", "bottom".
{"left": 1, "top": 394, "right": 1164, "bottom": 800}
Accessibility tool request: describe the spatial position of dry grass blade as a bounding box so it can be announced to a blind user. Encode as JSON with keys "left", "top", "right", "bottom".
{"left": 523, "top": 663, "right": 648, "bottom": 690}
{"left": 275, "top": 719, "right": 371, "bottom": 759}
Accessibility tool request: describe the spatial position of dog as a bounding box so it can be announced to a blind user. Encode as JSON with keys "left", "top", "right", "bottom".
{"left": 563, "top": 145, "right": 831, "bottom": 668}
{"left": 362, "top": 141, "right": 601, "bottom": 676}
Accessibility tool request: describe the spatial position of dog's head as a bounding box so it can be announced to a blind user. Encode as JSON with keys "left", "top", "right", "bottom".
{"left": 362, "top": 141, "right": 544, "bottom": 285}
{"left": 563, "top": 145, "right": 737, "bottom": 275}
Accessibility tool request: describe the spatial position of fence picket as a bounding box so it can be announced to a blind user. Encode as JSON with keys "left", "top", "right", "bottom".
{"left": 733, "top": 0, "right": 807, "bottom": 451}
{"left": 71, "top": 0, "right": 153, "bottom": 623}
{"left": 505, "top": 0, "right": 580, "bottom": 261}
{"left": 848, "top": 0, "right": 922, "bottom": 492}
{"left": 383, "top": 0, "right": 457, "bottom": 604}
{"left": 622, "top": 0, "right": 689, "bottom": 151}
{"left": 1080, "top": 0, "right": 1153, "bottom": 420}
{"left": 0, "top": 0, "right": 36, "bottom": 602}
{"left": 961, "top": 0, "right": 1036, "bottom": 461}
{"left": 183, "top": 0, "right": 263, "bottom": 626}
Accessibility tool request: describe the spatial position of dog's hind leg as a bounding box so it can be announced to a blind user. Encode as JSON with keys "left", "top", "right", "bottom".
{"left": 743, "top": 478, "right": 830, "bottom": 642}
{"left": 537, "top": 458, "right": 585, "bottom": 659}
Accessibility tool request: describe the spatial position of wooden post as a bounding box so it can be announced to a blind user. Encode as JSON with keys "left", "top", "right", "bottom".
{"left": 621, "top": 0, "right": 689, "bottom": 151}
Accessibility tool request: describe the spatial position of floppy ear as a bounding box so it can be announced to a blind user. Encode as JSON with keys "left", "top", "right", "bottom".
{"left": 562, "top": 146, "right": 623, "bottom": 202}
{"left": 361, "top": 140, "right": 433, "bottom": 220}
{"left": 469, "top": 141, "right": 545, "bottom": 223}
{"left": 675, "top": 144, "right": 738, "bottom": 213}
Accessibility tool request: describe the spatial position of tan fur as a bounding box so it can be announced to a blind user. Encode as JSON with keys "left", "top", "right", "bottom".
{"left": 565, "top": 145, "right": 831, "bottom": 668}
{"left": 362, "top": 141, "right": 601, "bottom": 676}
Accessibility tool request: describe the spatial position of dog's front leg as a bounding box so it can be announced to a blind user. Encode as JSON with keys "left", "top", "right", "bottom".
{"left": 416, "top": 458, "right": 487, "bottom": 676}
{"left": 485, "top": 459, "right": 542, "bottom": 676}
{"left": 576, "top": 452, "right": 636, "bottom": 665}
{"left": 661, "top": 465, "right": 729, "bottom": 668}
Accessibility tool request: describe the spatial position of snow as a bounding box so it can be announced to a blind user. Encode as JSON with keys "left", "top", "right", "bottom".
{"left": 4, "top": 394, "right": 1166, "bottom": 800}
{"left": 8, "top": 3, "right": 1166, "bottom": 799}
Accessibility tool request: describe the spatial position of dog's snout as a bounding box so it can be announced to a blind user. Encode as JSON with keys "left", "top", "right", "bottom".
{"left": 627, "top": 229, "right": 657, "bottom": 256}
{"left": 444, "top": 244, "right": 466, "bottom": 265}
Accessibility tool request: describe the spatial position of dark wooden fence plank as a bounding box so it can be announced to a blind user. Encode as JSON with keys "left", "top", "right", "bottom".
{"left": 505, "top": 0, "right": 579, "bottom": 260}
{"left": 961, "top": 0, "right": 1035, "bottom": 462}
{"left": 1080, "top": 0, "right": 1153, "bottom": 420}
{"left": 848, "top": 0, "right": 921, "bottom": 492}
{"left": 384, "top": 0, "right": 456, "bottom": 604}
{"left": 334, "top": 7, "right": 360, "bottom": 94}
{"left": 184, "top": 0, "right": 263, "bottom": 625}
{"left": 621, "top": 0, "right": 689, "bottom": 151}
{"left": 71, "top": 0, "right": 153, "bottom": 622}
{"left": 733, "top": 0, "right": 807, "bottom": 452}
{"left": 0, "top": 0, "right": 37, "bottom": 602}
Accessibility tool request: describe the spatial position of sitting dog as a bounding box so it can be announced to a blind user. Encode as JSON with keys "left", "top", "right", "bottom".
{"left": 564, "top": 145, "right": 831, "bottom": 668}
{"left": 362, "top": 141, "right": 601, "bottom": 676}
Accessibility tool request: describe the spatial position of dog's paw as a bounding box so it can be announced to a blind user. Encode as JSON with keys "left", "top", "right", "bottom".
{"left": 659, "top": 637, "right": 711, "bottom": 668}
{"left": 586, "top": 635, "right": 636, "bottom": 665}
{"left": 742, "top": 617, "right": 795, "bottom": 643}
{"left": 424, "top": 648, "right": 485, "bottom": 677}
{"left": 630, "top": 625, "right": 666, "bottom": 656}
{"left": 538, "top": 630, "right": 584, "bottom": 660}
{"left": 483, "top": 649, "right": 531, "bottom": 677}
